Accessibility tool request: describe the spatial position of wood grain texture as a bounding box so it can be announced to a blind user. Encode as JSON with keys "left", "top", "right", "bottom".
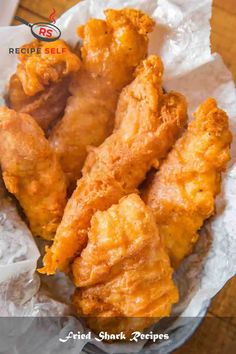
{"left": 12, "top": 0, "right": 236, "bottom": 353}
{"left": 209, "top": 277, "right": 236, "bottom": 326}
{"left": 20, "top": 0, "right": 79, "bottom": 19}
{"left": 12, "top": 6, "right": 46, "bottom": 25}
{"left": 214, "top": 0, "right": 236, "bottom": 15}
{"left": 211, "top": 4, "right": 236, "bottom": 80}
{"left": 174, "top": 314, "right": 236, "bottom": 354}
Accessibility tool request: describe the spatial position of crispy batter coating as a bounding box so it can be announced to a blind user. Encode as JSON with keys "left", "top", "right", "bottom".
{"left": 78, "top": 8, "right": 154, "bottom": 88}
{"left": 49, "top": 9, "right": 155, "bottom": 186}
{"left": 8, "top": 40, "right": 81, "bottom": 131}
{"left": 72, "top": 194, "right": 179, "bottom": 336}
{"left": 15, "top": 40, "right": 81, "bottom": 96}
{"left": 8, "top": 74, "right": 71, "bottom": 132}
{"left": 0, "top": 107, "right": 67, "bottom": 240}
{"left": 39, "top": 55, "right": 187, "bottom": 274}
{"left": 143, "top": 98, "right": 232, "bottom": 267}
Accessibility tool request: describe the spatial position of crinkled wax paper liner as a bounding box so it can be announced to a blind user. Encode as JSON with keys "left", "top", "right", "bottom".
{"left": 0, "top": 0, "right": 235, "bottom": 353}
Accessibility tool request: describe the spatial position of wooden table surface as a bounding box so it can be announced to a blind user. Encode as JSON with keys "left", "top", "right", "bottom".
{"left": 13, "top": 1, "right": 236, "bottom": 353}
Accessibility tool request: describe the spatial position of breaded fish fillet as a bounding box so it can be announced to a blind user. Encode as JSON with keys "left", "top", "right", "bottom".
{"left": 8, "top": 40, "right": 81, "bottom": 131}
{"left": 48, "top": 9, "right": 155, "bottom": 186}
{"left": 0, "top": 107, "right": 67, "bottom": 240}
{"left": 39, "top": 55, "right": 187, "bottom": 274}
{"left": 72, "top": 194, "right": 179, "bottom": 336}
{"left": 143, "top": 98, "right": 232, "bottom": 267}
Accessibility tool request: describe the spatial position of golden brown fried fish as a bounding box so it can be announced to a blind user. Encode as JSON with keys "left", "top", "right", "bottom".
{"left": 39, "top": 55, "right": 187, "bottom": 275}
{"left": 0, "top": 107, "right": 67, "bottom": 240}
{"left": 49, "top": 9, "right": 155, "bottom": 187}
{"left": 8, "top": 40, "right": 81, "bottom": 131}
{"left": 143, "top": 98, "right": 232, "bottom": 267}
{"left": 72, "top": 194, "right": 179, "bottom": 336}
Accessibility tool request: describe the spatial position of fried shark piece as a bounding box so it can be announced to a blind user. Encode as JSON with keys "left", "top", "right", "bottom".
{"left": 48, "top": 9, "right": 155, "bottom": 186}
{"left": 0, "top": 107, "right": 67, "bottom": 240}
{"left": 143, "top": 98, "right": 232, "bottom": 267}
{"left": 8, "top": 40, "right": 81, "bottom": 131}
{"left": 72, "top": 194, "right": 178, "bottom": 337}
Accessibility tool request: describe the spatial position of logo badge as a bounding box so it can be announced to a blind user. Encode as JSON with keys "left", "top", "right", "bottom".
{"left": 15, "top": 14, "right": 61, "bottom": 42}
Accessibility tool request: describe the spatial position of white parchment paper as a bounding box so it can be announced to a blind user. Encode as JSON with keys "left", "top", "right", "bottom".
{"left": 0, "top": 0, "right": 236, "bottom": 353}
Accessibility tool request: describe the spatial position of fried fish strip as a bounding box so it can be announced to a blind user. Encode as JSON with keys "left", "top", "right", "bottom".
{"left": 8, "top": 40, "right": 81, "bottom": 131}
{"left": 0, "top": 107, "right": 67, "bottom": 240}
{"left": 143, "top": 98, "right": 232, "bottom": 267}
{"left": 49, "top": 9, "right": 155, "bottom": 186}
{"left": 72, "top": 194, "right": 178, "bottom": 336}
{"left": 39, "top": 55, "right": 187, "bottom": 274}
